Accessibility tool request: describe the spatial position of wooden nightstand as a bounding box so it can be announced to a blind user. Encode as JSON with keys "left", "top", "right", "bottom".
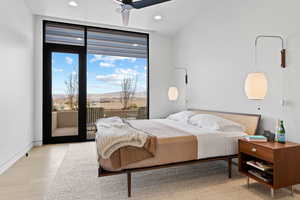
{"left": 238, "top": 139, "right": 300, "bottom": 197}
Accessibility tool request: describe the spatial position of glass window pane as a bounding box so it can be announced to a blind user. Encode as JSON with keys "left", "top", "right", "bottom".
{"left": 52, "top": 52, "right": 79, "bottom": 137}
{"left": 86, "top": 54, "right": 148, "bottom": 139}
{"left": 86, "top": 29, "right": 148, "bottom": 140}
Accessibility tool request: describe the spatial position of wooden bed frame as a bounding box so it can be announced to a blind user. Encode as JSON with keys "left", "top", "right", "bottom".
{"left": 98, "top": 109, "right": 261, "bottom": 197}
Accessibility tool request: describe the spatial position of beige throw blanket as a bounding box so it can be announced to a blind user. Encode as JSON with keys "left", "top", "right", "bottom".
{"left": 96, "top": 117, "right": 152, "bottom": 159}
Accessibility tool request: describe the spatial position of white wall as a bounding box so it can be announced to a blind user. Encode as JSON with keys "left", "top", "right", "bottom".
{"left": 33, "top": 16, "right": 43, "bottom": 145}
{"left": 172, "top": 0, "right": 300, "bottom": 142}
{"left": 149, "top": 34, "right": 174, "bottom": 118}
{"left": 33, "top": 16, "right": 174, "bottom": 142}
{"left": 0, "top": 0, "right": 34, "bottom": 173}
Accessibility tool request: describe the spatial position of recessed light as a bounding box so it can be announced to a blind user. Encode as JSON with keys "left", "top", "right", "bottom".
{"left": 132, "top": 44, "right": 139, "bottom": 47}
{"left": 69, "top": 1, "right": 78, "bottom": 7}
{"left": 153, "top": 15, "right": 163, "bottom": 21}
{"left": 76, "top": 38, "right": 83, "bottom": 41}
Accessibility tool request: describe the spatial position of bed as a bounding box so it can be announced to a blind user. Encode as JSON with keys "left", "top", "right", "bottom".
{"left": 96, "top": 109, "right": 261, "bottom": 197}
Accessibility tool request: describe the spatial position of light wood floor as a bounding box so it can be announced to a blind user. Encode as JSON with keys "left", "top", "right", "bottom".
{"left": 1, "top": 143, "right": 300, "bottom": 200}
{"left": 0, "top": 144, "right": 69, "bottom": 200}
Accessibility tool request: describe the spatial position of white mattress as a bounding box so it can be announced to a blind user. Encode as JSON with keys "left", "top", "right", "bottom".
{"left": 153, "top": 119, "right": 247, "bottom": 159}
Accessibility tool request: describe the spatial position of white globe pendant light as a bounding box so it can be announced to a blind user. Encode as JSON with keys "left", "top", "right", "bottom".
{"left": 245, "top": 35, "right": 286, "bottom": 100}
{"left": 245, "top": 72, "right": 268, "bottom": 100}
{"left": 168, "top": 87, "right": 179, "bottom": 101}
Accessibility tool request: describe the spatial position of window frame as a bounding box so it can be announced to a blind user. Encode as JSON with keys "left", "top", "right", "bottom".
{"left": 43, "top": 20, "right": 150, "bottom": 144}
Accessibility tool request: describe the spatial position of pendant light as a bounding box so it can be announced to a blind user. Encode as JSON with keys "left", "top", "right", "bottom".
{"left": 168, "top": 87, "right": 179, "bottom": 101}
{"left": 245, "top": 72, "right": 268, "bottom": 100}
{"left": 168, "top": 68, "right": 188, "bottom": 109}
{"left": 245, "top": 35, "right": 286, "bottom": 100}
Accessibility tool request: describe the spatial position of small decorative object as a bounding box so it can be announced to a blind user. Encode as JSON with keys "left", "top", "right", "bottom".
{"left": 277, "top": 120, "right": 286, "bottom": 143}
{"left": 262, "top": 130, "right": 276, "bottom": 142}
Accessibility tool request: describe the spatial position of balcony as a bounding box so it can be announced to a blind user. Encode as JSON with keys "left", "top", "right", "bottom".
{"left": 52, "top": 107, "right": 147, "bottom": 139}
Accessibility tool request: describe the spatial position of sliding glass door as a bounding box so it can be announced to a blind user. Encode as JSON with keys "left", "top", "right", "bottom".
{"left": 43, "top": 22, "right": 86, "bottom": 143}
{"left": 43, "top": 21, "right": 148, "bottom": 143}
{"left": 44, "top": 44, "right": 86, "bottom": 143}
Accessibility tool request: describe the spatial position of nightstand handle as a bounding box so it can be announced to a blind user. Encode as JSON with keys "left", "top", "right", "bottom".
{"left": 251, "top": 147, "right": 257, "bottom": 152}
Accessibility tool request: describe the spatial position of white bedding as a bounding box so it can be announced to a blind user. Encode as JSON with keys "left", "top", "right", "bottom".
{"left": 152, "top": 119, "right": 247, "bottom": 159}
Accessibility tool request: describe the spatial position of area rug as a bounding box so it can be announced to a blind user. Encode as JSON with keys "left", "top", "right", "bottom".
{"left": 45, "top": 142, "right": 297, "bottom": 200}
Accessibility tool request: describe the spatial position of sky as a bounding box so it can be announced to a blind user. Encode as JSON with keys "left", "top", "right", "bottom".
{"left": 52, "top": 52, "right": 148, "bottom": 95}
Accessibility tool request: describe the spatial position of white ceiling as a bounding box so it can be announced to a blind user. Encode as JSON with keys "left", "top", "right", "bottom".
{"left": 25, "top": 0, "right": 203, "bottom": 35}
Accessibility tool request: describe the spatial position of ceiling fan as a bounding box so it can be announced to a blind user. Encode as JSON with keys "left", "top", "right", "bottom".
{"left": 114, "top": 0, "right": 171, "bottom": 26}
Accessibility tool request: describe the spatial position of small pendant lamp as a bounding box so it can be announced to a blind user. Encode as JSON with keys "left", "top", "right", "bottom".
{"left": 168, "top": 87, "right": 179, "bottom": 101}
{"left": 245, "top": 35, "right": 286, "bottom": 100}
{"left": 245, "top": 72, "right": 268, "bottom": 100}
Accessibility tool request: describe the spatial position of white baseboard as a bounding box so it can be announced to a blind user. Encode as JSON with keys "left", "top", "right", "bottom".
{"left": 33, "top": 140, "right": 43, "bottom": 146}
{"left": 0, "top": 142, "right": 33, "bottom": 175}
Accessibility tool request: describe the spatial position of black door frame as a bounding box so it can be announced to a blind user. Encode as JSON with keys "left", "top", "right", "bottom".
{"left": 43, "top": 20, "right": 149, "bottom": 144}
{"left": 43, "top": 43, "right": 87, "bottom": 144}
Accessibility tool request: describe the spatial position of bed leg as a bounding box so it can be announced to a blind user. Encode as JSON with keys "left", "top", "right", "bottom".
{"left": 228, "top": 157, "right": 232, "bottom": 179}
{"left": 127, "top": 172, "right": 132, "bottom": 197}
{"left": 98, "top": 167, "right": 102, "bottom": 177}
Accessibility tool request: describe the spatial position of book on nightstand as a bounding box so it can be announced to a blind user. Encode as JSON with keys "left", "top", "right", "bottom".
{"left": 248, "top": 169, "right": 272, "bottom": 183}
{"left": 246, "top": 160, "right": 273, "bottom": 172}
{"left": 243, "top": 135, "right": 267, "bottom": 142}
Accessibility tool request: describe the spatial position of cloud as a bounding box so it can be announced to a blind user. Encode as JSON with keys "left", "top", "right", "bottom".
{"left": 129, "top": 57, "right": 136, "bottom": 62}
{"left": 96, "top": 74, "right": 123, "bottom": 85}
{"left": 89, "top": 84, "right": 104, "bottom": 89}
{"left": 100, "top": 62, "right": 116, "bottom": 68}
{"left": 95, "top": 68, "right": 139, "bottom": 86}
{"left": 115, "top": 68, "right": 139, "bottom": 76}
{"left": 65, "top": 56, "right": 73, "bottom": 65}
{"left": 133, "top": 65, "right": 148, "bottom": 71}
{"left": 53, "top": 67, "right": 64, "bottom": 72}
{"left": 72, "top": 71, "right": 77, "bottom": 76}
{"left": 90, "top": 55, "right": 103, "bottom": 63}
{"left": 90, "top": 55, "right": 137, "bottom": 63}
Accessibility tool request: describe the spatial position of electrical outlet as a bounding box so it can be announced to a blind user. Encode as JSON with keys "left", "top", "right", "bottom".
{"left": 257, "top": 105, "right": 262, "bottom": 111}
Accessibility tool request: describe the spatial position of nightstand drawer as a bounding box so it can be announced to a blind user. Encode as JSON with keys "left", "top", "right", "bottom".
{"left": 240, "top": 141, "right": 274, "bottom": 163}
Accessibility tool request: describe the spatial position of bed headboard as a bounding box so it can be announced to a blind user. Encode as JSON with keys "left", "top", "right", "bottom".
{"left": 188, "top": 109, "right": 261, "bottom": 135}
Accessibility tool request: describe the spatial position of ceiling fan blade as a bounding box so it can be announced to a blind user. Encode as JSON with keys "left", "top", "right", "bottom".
{"left": 113, "top": 0, "right": 123, "bottom": 5}
{"left": 122, "top": 10, "right": 130, "bottom": 26}
{"left": 130, "top": 0, "right": 171, "bottom": 9}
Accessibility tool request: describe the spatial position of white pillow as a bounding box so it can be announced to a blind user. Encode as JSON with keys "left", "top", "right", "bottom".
{"left": 188, "top": 114, "right": 245, "bottom": 132}
{"left": 167, "top": 111, "right": 195, "bottom": 123}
